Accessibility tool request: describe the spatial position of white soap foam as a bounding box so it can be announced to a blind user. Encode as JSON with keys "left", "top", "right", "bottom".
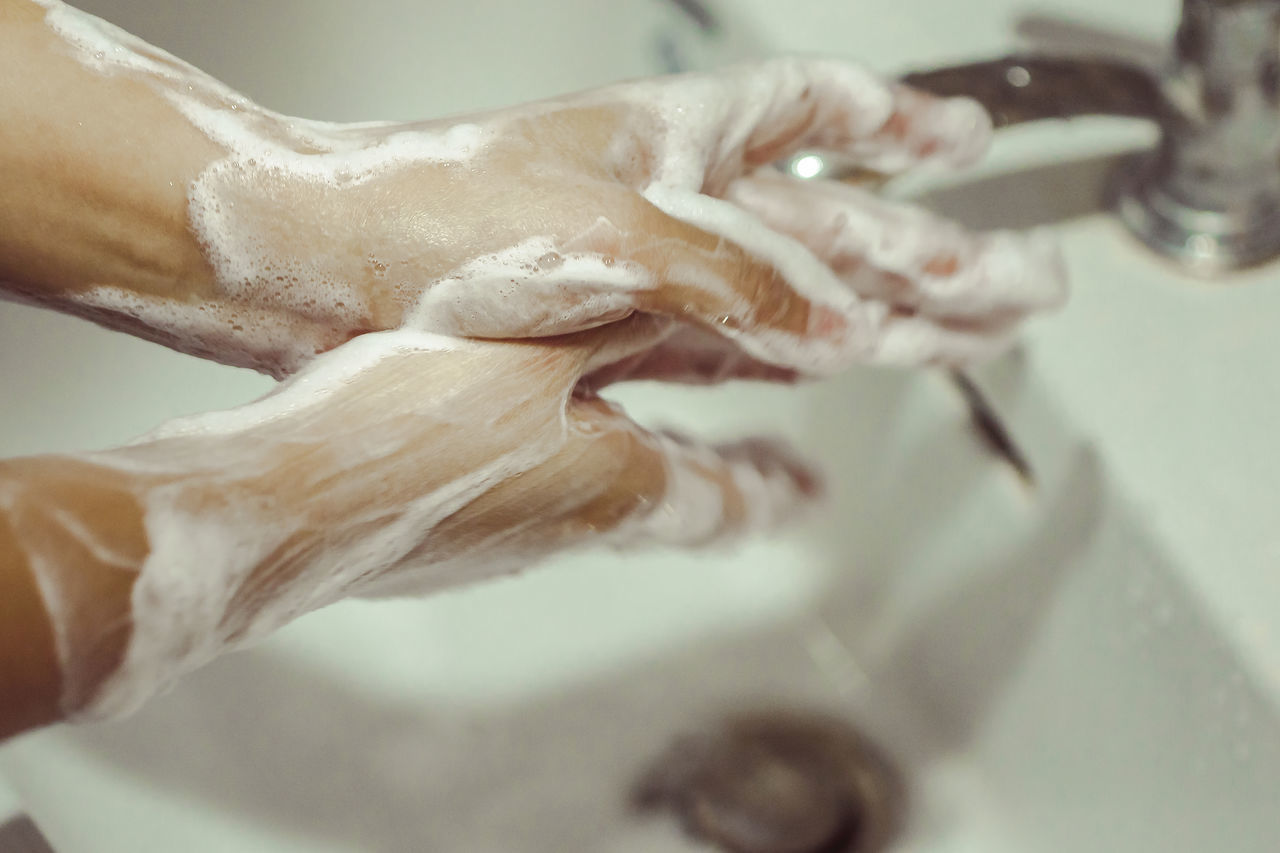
{"left": 65, "top": 285, "right": 351, "bottom": 379}
{"left": 409, "top": 235, "right": 654, "bottom": 337}
{"left": 37, "top": 0, "right": 247, "bottom": 105}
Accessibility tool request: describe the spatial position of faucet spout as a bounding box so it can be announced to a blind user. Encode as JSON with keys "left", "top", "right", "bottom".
{"left": 788, "top": 0, "right": 1280, "bottom": 272}
{"left": 901, "top": 56, "right": 1162, "bottom": 128}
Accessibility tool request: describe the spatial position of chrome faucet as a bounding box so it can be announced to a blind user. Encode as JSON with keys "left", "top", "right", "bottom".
{"left": 1114, "top": 0, "right": 1280, "bottom": 271}
{"left": 775, "top": 0, "right": 1280, "bottom": 273}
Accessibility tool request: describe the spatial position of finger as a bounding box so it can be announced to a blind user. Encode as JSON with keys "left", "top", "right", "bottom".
{"left": 605, "top": 190, "right": 883, "bottom": 375}
{"left": 624, "top": 187, "right": 1029, "bottom": 371}
{"left": 826, "top": 83, "right": 994, "bottom": 175}
{"left": 417, "top": 189, "right": 1029, "bottom": 373}
{"left": 543, "top": 312, "right": 797, "bottom": 389}
{"left": 415, "top": 397, "right": 822, "bottom": 575}
{"left": 725, "top": 169, "right": 1068, "bottom": 321}
{"left": 562, "top": 398, "right": 822, "bottom": 548}
{"left": 622, "top": 59, "right": 992, "bottom": 192}
{"left": 581, "top": 324, "right": 801, "bottom": 389}
{"left": 870, "top": 312, "right": 1020, "bottom": 366}
{"left": 403, "top": 200, "right": 867, "bottom": 377}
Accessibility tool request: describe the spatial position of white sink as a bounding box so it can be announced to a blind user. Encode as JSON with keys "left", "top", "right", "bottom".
{"left": 3, "top": 0, "right": 1279, "bottom": 851}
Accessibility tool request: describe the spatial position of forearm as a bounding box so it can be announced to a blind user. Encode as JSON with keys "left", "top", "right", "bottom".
{"left": 0, "top": 0, "right": 223, "bottom": 307}
{"left": 0, "top": 456, "right": 144, "bottom": 740}
{"left": 0, "top": 329, "right": 587, "bottom": 735}
{"left": 0, "top": 0, "right": 381, "bottom": 375}
{"left": 0, "top": 320, "right": 780, "bottom": 737}
{"left": 0, "top": 511, "right": 61, "bottom": 739}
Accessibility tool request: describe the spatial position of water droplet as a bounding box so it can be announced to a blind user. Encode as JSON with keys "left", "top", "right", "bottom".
{"left": 535, "top": 251, "right": 564, "bottom": 270}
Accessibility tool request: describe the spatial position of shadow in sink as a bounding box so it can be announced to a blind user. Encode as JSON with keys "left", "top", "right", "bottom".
{"left": 797, "top": 362, "right": 1107, "bottom": 769}
{"left": 58, "top": 620, "right": 857, "bottom": 852}
{"left": 831, "top": 447, "right": 1104, "bottom": 766}
{"left": 798, "top": 362, "right": 1280, "bottom": 852}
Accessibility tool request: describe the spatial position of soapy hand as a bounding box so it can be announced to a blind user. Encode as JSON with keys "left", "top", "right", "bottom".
{"left": 118, "top": 57, "right": 1067, "bottom": 377}
{"left": 24, "top": 318, "right": 822, "bottom": 718}
{"left": 4, "top": 1, "right": 1073, "bottom": 729}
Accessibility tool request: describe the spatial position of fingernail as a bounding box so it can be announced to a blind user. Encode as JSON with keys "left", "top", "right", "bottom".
{"left": 809, "top": 305, "right": 848, "bottom": 338}
{"left": 930, "top": 97, "right": 993, "bottom": 168}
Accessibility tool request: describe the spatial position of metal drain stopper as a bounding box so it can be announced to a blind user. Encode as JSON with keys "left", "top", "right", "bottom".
{"left": 633, "top": 711, "right": 905, "bottom": 853}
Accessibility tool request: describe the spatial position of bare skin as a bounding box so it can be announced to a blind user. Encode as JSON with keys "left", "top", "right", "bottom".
{"left": 0, "top": 0, "right": 1065, "bottom": 738}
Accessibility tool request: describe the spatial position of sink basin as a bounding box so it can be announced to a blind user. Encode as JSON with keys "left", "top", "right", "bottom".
{"left": 3, "top": 0, "right": 1279, "bottom": 851}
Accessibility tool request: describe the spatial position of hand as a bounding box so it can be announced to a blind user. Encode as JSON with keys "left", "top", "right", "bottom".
{"left": 33, "top": 318, "right": 817, "bottom": 717}
{"left": 4, "top": 10, "right": 1074, "bottom": 733}
{"left": 2, "top": 18, "right": 1073, "bottom": 725}
{"left": 184, "top": 59, "right": 1065, "bottom": 378}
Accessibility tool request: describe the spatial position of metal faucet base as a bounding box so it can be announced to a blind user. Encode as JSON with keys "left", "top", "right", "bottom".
{"left": 1112, "top": 153, "right": 1280, "bottom": 273}
{"left": 1108, "top": 0, "right": 1280, "bottom": 273}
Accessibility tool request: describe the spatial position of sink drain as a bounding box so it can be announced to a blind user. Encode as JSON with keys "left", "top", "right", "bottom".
{"left": 633, "top": 710, "right": 905, "bottom": 853}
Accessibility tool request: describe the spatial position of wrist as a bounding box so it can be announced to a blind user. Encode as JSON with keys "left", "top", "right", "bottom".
{"left": 186, "top": 117, "right": 428, "bottom": 370}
